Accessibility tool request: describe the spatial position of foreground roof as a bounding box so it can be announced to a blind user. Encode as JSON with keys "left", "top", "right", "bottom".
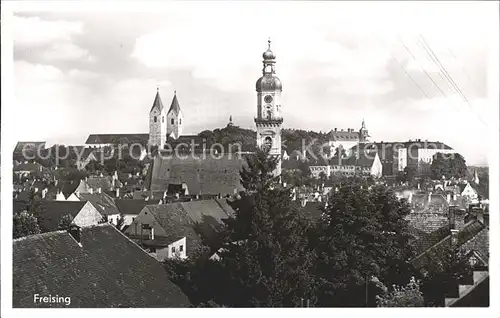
{"left": 13, "top": 224, "right": 191, "bottom": 307}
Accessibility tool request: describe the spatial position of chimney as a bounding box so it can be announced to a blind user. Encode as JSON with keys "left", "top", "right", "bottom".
{"left": 428, "top": 192, "right": 432, "bottom": 203}
{"left": 334, "top": 128, "right": 337, "bottom": 132}
{"left": 448, "top": 206, "right": 456, "bottom": 230}
{"left": 417, "top": 183, "right": 420, "bottom": 190}
{"left": 100, "top": 173, "right": 103, "bottom": 177}
{"left": 450, "top": 229, "right": 459, "bottom": 246}
{"left": 42, "top": 188, "right": 48, "bottom": 199}
{"left": 89, "top": 188, "right": 94, "bottom": 194}
{"left": 116, "top": 188, "right": 120, "bottom": 198}
{"left": 408, "top": 192, "right": 413, "bottom": 203}
{"left": 68, "top": 225, "right": 82, "bottom": 245}
{"left": 446, "top": 193, "right": 451, "bottom": 204}
{"left": 98, "top": 187, "right": 102, "bottom": 194}
{"left": 453, "top": 193, "right": 457, "bottom": 201}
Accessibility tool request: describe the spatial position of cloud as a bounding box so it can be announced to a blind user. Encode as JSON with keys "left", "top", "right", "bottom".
{"left": 43, "top": 42, "right": 95, "bottom": 62}
{"left": 14, "top": 14, "right": 96, "bottom": 62}
{"left": 13, "top": 15, "right": 84, "bottom": 46}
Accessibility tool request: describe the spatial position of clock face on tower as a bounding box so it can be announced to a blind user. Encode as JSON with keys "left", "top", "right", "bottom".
{"left": 264, "top": 95, "right": 273, "bottom": 103}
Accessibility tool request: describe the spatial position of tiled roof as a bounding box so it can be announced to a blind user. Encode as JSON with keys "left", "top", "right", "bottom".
{"left": 411, "top": 220, "right": 486, "bottom": 269}
{"left": 77, "top": 193, "right": 120, "bottom": 216}
{"left": 13, "top": 162, "right": 43, "bottom": 172}
{"left": 13, "top": 224, "right": 191, "bottom": 307}
{"left": 38, "top": 201, "right": 88, "bottom": 232}
{"left": 128, "top": 204, "right": 203, "bottom": 256}
{"left": 115, "top": 199, "right": 156, "bottom": 216}
{"left": 412, "top": 225, "right": 451, "bottom": 256}
{"left": 328, "top": 130, "right": 359, "bottom": 141}
{"left": 85, "top": 176, "right": 114, "bottom": 192}
{"left": 85, "top": 134, "right": 149, "bottom": 145}
{"left": 148, "top": 155, "right": 245, "bottom": 196}
{"left": 14, "top": 141, "right": 46, "bottom": 153}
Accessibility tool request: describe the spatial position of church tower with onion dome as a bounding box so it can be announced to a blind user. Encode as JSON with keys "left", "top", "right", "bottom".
{"left": 255, "top": 38, "right": 283, "bottom": 176}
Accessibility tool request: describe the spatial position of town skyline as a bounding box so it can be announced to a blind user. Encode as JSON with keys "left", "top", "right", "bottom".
{"left": 11, "top": 2, "right": 494, "bottom": 166}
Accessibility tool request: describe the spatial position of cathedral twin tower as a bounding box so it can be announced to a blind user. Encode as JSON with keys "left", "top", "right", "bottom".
{"left": 148, "top": 39, "right": 283, "bottom": 173}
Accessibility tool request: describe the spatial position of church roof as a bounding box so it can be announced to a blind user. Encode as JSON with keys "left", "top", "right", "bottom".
{"left": 85, "top": 134, "right": 149, "bottom": 145}
{"left": 150, "top": 90, "right": 164, "bottom": 112}
{"left": 167, "top": 93, "right": 181, "bottom": 115}
{"left": 147, "top": 155, "right": 245, "bottom": 196}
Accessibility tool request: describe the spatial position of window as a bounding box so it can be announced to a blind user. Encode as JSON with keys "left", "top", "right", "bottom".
{"left": 179, "top": 119, "right": 182, "bottom": 125}
{"left": 162, "top": 116, "right": 164, "bottom": 123}
{"left": 171, "top": 118, "right": 174, "bottom": 125}
{"left": 154, "top": 116, "right": 157, "bottom": 123}
{"left": 180, "top": 245, "right": 184, "bottom": 252}
{"left": 172, "top": 246, "right": 176, "bottom": 253}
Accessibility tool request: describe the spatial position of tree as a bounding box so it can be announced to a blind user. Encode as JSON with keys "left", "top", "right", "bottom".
{"left": 214, "top": 149, "right": 317, "bottom": 307}
{"left": 58, "top": 214, "right": 74, "bottom": 230}
{"left": 376, "top": 277, "right": 424, "bottom": 307}
{"left": 13, "top": 211, "right": 41, "bottom": 238}
{"left": 313, "top": 177, "right": 415, "bottom": 307}
{"left": 240, "top": 149, "right": 280, "bottom": 192}
{"left": 430, "top": 153, "right": 467, "bottom": 180}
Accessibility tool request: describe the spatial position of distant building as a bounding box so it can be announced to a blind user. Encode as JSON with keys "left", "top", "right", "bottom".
{"left": 327, "top": 119, "right": 370, "bottom": 157}
{"left": 351, "top": 140, "right": 454, "bottom": 176}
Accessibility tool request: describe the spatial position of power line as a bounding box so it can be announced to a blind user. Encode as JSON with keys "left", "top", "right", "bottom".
{"left": 417, "top": 37, "right": 456, "bottom": 95}
{"left": 398, "top": 37, "right": 448, "bottom": 99}
{"left": 418, "top": 35, "right": 468, "bottom": 102}
{"left": 418, "top": 35, "right": 487, "bottom": 127}
{"left": 391, "top": 53, "right": 430, "bottom": 99}
{"left": 447, "top": 47, "right": 481, "bottom": 95}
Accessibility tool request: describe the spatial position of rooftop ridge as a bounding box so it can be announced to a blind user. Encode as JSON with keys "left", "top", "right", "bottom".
{"left": 13, "top": 230, "right": 67, "bottom": 243}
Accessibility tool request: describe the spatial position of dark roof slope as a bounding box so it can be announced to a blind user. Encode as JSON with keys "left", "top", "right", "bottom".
{"left": 149, "top": 155, "right": 245, "bottom": 196}
{"left": 167, "top": 93, "right": 181, "bottom": 115}
{"left": 115, "top": 199, "right": 153, "bottom": 216}
{"left": 150, "top": 90, "right": 164, "bottom": 112}
{"left": 85, "top": 134, "right": 149, "bottom": 145}
{"left": 38, "top": 201, "right": 88, "bottom": 232}
{"left": 77, "top": 193, "right": 120, "bottom": 216}
{"left": 13, "top": 224, "right": 191, "bottom": 307}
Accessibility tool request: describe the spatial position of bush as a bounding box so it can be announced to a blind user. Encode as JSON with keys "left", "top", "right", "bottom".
{"left": 376, "top": 277, "right": 424, "bottom": 307}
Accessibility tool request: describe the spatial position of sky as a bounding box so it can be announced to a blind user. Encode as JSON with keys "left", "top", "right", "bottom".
{"left": 9, "top": 1, "right": 497, "bottom": 166}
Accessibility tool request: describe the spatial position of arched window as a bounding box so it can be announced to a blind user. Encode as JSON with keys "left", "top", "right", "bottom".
{"left": 179, "top": 119, "right": 182, "bottom": 125}
{"left": 154, "top": 116, "right": 157, "bottom": 123}
{"left": 263, "top": 136, "right": 272, "bottom": 151}
{"left": 171, "top": 118, "right": 174, "bottom": 125}
{"left": 162, "top": 116, "right": 164, "bottom": 123}
{"left": 267, "top": 110, "right": 272, "bottom": 119}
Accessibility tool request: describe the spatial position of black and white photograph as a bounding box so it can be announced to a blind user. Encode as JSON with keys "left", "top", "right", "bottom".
{"left": 1, "top": 0, "right": 499, "bottom": 315}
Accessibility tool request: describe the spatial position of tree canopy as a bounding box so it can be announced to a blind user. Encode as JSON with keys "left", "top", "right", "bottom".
{"left": 13, "top": 211, "right": 41, "bottom": 239}
{"left": 430, "top": 153, "right": 468, "bottom": 180}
